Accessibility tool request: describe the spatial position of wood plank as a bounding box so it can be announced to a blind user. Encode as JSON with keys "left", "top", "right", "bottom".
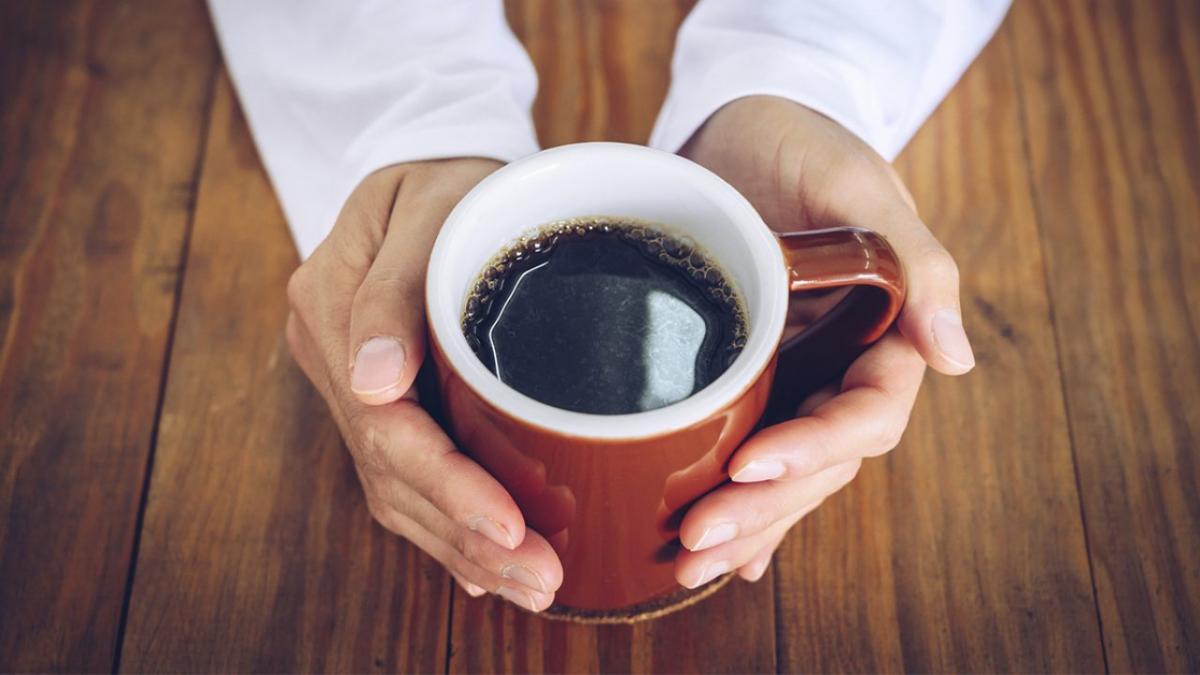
{"left": 118, "top": 74, "right": 450, "bottom": 673}
{"left": 0, "top": 1, "right": 216, "bottom": 670}
{"left": 774, "top": 20, "right": 1106, "bottom": 672}
{"left": 450, "top": 579, "right": 775, "bottom": 673}
{"left": 451, "top": 2, "right": 776, "bottom": 673}
{"left": 1011, "top": 1, "right": 1200, "bottom": 670}
{"left": 505, "top": 0, "right": 696, "bottom": 147}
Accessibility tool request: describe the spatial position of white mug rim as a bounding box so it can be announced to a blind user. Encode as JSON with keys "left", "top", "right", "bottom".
{"left": 425, "top": 142, "right": 788, "bottom": 440}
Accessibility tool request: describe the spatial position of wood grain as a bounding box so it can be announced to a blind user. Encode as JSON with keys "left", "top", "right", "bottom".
{"left": 773, "top": 21, "right": 1107, "bottom": 672}
{"left": 449, "top": 579, "right": 775, "bottom": 673}
{"left": 505, "top": 0, "right": 696, "bottom": 147}
{"left": 0, "top": 1, "right": 216, "bottom": 670}
{"left": 118, "top": 75, "right": 450, "bottom": 673}
{"left": 3, "top": 0, "right": 1198, "bottom": 671}
{"left": 451, "top": 2, "right": 776, "bottom": 673}
{"left": 1012, "top": 1, "right": 1200, "bottom": 671}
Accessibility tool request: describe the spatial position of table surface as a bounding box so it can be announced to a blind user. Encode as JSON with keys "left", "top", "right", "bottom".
{"left": 2, "top": 1, "right": 1197, "bottom": 672}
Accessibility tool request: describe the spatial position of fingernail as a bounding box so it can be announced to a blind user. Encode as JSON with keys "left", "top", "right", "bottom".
{"left": 497, "top": 585, "right": 539, "bottom": 612}
{"left": 731, "top": 459, "right": 786, "bottom": 483}
{"left": 467, "top": 515, "right": 516, "bottom": 549}
{"left": 501, "top": 564, "right": 547, "bottom": 593}
{"left": 351, "top": 337, "right": 406, "bottom": 395}
{"left": 932, "top": 309, "right": 975, "bottom": 371}
{"left": 690, "top": 560, "right": 731, "bottom": 589}
{"left": 690, "top": 522, "right": 739, "bottom": 552}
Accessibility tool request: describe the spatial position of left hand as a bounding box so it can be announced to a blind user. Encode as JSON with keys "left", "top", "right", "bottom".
{"left": 285, "top": 159, "right": 564, "bottom": 610}
{"left": 673, "top": 95, "right": 976, "bottom": 587}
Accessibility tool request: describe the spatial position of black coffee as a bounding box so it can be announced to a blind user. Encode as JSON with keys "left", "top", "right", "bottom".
{"left": 462, "top": 217, "right": 747, "bottom": 415}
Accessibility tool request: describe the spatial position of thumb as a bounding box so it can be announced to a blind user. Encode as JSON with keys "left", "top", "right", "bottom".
{"left": 347, "top": 203, "right": 446, "bottom": 406}
{"left": 877, "top": 204, "right": 975, "bottom": 375}
{"left": 348, "top": 261, "right": 428, "bottom": 406}
{"left": 347, "top": 159, "right": 501, "bottom": 405}
{"left": 832, "top": 169, "right": 975, "bottom": 376}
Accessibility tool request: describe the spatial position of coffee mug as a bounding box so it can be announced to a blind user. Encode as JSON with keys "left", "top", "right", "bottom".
{"left": 426, "top": 142, "right": 904, "bottom": 615}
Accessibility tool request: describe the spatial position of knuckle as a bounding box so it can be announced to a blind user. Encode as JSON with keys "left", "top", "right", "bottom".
{"left": 364, "top": 496, "right": 402, "bottom": 533}
{"left": 798, "top": 419, "right": 837, "bottom": 474}
{"left": 352, "top": 416, "right": 393, "bottom": 475}
{"left": 839, "top": 458, "right": 864, "bottom": 485}
{"left": 355, "top": 273, "right": 416, "bottom": 313}
{"left": 829, "top": 160, "right": 875, "bottom": 196}
{"left": 871, "top": 422, "right": 905, "bottom": 455}
{"left": 919, "top": 248, "right": 961, "bottom": 288}
{"left": 286, "top": 263, "right": 314, "bottom": 311}
{"left": 446, "top": 525, "right": 476, "bottom": 561}
{"left": 829, "top": 150, "right": 887, "bottom": 193}
{"left": 365, "top": 499, "right": 388, "bottom": 525}
{"left": 332, "top": 222, "right": 380, "bottom": 268}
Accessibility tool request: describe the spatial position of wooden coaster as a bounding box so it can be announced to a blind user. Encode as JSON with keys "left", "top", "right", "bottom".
{"left": 539, "top": 574, "right": 735, "bottom": 624}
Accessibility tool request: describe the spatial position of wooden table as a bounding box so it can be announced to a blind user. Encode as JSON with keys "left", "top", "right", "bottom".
{"left": 2, "top": 1, "right": 1197, "bottom": 672}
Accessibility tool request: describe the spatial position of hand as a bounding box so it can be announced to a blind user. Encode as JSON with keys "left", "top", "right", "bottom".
{"left": 673, "top": 96, "right": 975, "bottom": 586}
{"left": 285, "top": 159, "right": 563, "bottom": 611}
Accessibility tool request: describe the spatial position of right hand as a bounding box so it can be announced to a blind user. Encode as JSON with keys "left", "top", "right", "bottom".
{"left": 285, "top": 159, "right": 563, "bottom": 612}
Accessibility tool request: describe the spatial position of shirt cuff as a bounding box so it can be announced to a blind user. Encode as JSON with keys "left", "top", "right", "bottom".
{"left": 649, "top": 47, "right": 881, "bottom": 157}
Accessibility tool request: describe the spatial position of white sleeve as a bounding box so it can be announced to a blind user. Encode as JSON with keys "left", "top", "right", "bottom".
{"left": 207, "top": 0, "right": 540, "bottom": 258}
{"left": 650, "top": 0, "right": 1011, "bottom": 161}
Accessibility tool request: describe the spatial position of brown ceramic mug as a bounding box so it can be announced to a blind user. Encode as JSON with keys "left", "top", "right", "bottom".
{"left": 426, "top": 142, "right": 904, "bottom": 615}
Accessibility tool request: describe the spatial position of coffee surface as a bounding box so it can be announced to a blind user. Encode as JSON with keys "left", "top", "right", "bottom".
{"left": 462, "top": 218, "right": 746, "bottom": 415}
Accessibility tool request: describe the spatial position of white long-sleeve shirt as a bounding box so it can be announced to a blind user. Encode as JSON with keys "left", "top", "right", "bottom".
{"left": 208, "top": 0, "right": 1010, "bottom": 259}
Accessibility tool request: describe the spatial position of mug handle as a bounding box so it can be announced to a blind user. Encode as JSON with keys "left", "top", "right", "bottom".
{"left": 762, "top": 227, "right": 906, "bottom": 424}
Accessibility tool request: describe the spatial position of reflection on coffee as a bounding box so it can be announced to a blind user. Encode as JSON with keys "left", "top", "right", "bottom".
{"left": 462, "top": 217, "right": 747, "bottom": 415}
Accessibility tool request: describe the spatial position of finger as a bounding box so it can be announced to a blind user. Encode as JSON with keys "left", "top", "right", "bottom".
{"left": 831, "top": 168, "right": 975, "bottom": 375}
{"left": 680, "top": 459, "right": 861, "bottom": 551}
{"left": 288, "top": 310, "right": 372, "bottom": 441}
{"left": 349, "top": 377, "right": 563, "bottom": 608}
{"left": 729, "top": 331, "right": 924, "bottom": 482}
{"left": 737, "top": 521, "right": 790, "bottom": 582}
{"left": 287, "top": 309, "right": 375, "bottom": 438}
{"left": 352, "top": 400, "right": 530, "bottom": 552}
{"left": 396, "top": 482, "right": 564, "bottom": 594}
{"left": 737, "top": 498, "right": 823, "bottom": 582}
{"left": 395, "top": 508, "right": 558, "bottom": 611}
{"left": 345, "top": 207, "right": 434, "bottom": 405}
{"left": 796, "top": 381, "right": 838, "bottom": 417}
{"left": 373, "top": 506, "right": 556, "bottom": 612}
{"left": 348, "top": 161, "right": 498, "bottom": 405}
{"left": 452, "top": 572, "right": 486, "bottom": 598}
{"left": 676, "top": 509, "right": 802, "bottom": 589}
{"left": 881, "top": 223, "right": 974, "bottom": 375}
{"left": 287, "top": 171, "right": 398, "bottom": 405}
{"left": 738, "top": 545, "right": 774, "bottom": 583}
{"left": 297, "top": 313, "right": 553, "bottom": 606}
{"left": 286, "top": 312, "right": 329, "bottom": 400}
